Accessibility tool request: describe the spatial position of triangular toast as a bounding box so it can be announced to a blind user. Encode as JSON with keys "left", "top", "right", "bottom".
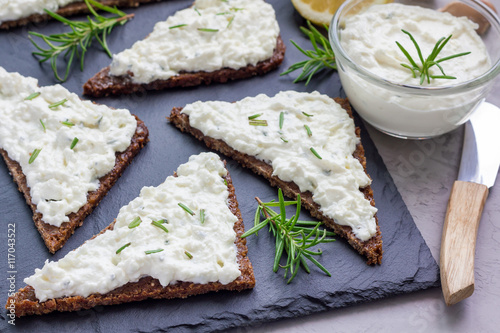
{"left": 83, "top": 0, "right": 285, "bottom": 97}
{"left": 0, "top": 68, "right": 149, "bottom": 253}
{"left": 7, "top": 153, "right": 255, "bottom": 317}
{"left": 169, "top": 92, "right": 383, "bottom": 264}
{"left": 0, "top": 0, "right": 166, "bottom": 29}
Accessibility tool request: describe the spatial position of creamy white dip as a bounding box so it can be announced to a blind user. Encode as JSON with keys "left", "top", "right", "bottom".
{"left": 0, "top": 0, "right": 80, "bottom": 24}
{"left": 25, "top": 152, "right": 241, "bottom": 302}
{"left": 338, "top": 3, "right": 491, "bottom": 137}
{"left": 109, "top": 0, "right": 280, "bottom": 83}
{"left": 181, "top": 91, "right": 378, "bottom": 241}
{"left": 0, "top": 67, "right": 137, "bottom": 227}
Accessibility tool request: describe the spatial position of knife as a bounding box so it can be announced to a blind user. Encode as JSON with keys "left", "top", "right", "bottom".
{"left": 440, "top": 101, "right": 500, "bottom": 306}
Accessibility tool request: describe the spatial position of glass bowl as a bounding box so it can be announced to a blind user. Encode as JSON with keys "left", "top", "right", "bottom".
{"left": 329, "top": 0, "right": 500, "bottom": 139}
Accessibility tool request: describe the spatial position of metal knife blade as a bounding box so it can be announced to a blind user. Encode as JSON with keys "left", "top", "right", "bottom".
{"left": 458, "top": 102, "right": 500, "bottom": 187}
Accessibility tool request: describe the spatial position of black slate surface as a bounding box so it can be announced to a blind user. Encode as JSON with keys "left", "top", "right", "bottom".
{"left": 0, "top": 0, "right": 440, "bottom": 331}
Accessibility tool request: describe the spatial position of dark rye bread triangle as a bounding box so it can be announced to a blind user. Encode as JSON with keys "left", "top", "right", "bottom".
{"left": 83, "top": 36, "right": 286, "bottom": 97}
{"left": 7, "top": 161, "right": 255, "bottom": 317}
{"left": 169, "top": 98, "right": 383, "bottom": 265}
{"left": 0, "top": 0, "right": 165, "bottom": 30}
{"left": 0, "top": 115, "right": 149, "bottom": 253}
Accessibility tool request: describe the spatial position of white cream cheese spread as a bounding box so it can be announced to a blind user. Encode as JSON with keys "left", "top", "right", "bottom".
{"left": 340, "top": 3, "right": 490, "bottom": 86}
{"left": 109, "top": 0, "right": 280, "bottom": 84}
{"left": 181, "top": 91, "right": 378, "bottom": 241}
{"left": 0, "top": 0, "right": 80, "bottom": 24}
{"left": 0, "top": 67, "right": 137, "bottom": 227}
{"left": 337, "top": 3, "right": 491, "bottom": 137}
{"left": 25, "top": 152, "right": 241, "bottom": 302}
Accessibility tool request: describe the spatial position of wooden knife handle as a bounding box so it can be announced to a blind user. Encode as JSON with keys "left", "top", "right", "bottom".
{"left": 440, "top": 180, "right": 488, "bottom": 306}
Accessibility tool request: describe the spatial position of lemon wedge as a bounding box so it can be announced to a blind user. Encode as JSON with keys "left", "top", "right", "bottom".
{"left": 291, "top": 0, "right": 392, "bottom": 26}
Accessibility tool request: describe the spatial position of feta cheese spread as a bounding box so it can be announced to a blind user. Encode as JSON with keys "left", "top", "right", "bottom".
{"left": 0, "top": 0, "right": 80, "bottom": 24}
{"left": 109, "top": 0, "right": 280, "bottom": 84}
{"left": 25, "top": 153, "right": 241, "bottom": 302}
{"left": 0, "top": 67, "right": 137, "bottom": 227}
{"left": 337, "top": 3, "right": 491, "bottom": 138}
{"left": 341, "top": 3, "right": 490, "bottom": 86}
{"left": 181, "top": 91, "right": 378, "bottom": 241}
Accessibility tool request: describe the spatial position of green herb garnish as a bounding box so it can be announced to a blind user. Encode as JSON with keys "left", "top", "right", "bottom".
{"left": 25, "top": 92, "right": 41, "bottom": 100}
{"left": 302, "top": 112, "right": 313, "bottom": 117}
{"left": 396, "top": 29, "right": 471, "bottom": 85}
{"left": 169, "top": 24, "right": 188, "bottom": 29}
{"left": 304, "top": 125, "right": 312, "bottom": 137}
{"left": 178, "top": 202, "right": 195, "bottom": 216}
{"left": 227, "top": 16, "right": 234, "bottom": 28}
{"left": 49, "top": 99, "right": 68, "bottom": 109}
{"left": 310, "top": 147, "right": 322, "bottom": 159}
{"left": 281, "top": 21, "right": 336, "bottom": 85}
{"left": 145, "top": 249, "right": 164, "bottom": 255}
{"left": 194, "top": 7, "right": 201, "bottom": 16}
{"left": 241, "top": 189, "right": 335, "bottom": 283}
{"left": 249, "top": 119, "right": 268, "bottom": 126}
{"left": 280, "top": 137, "right": 288, "bottom": 143}
{"left": 223, "top": 179, "right": 228, "bottom": 186}
{"left": 29, "top": 0, "right": 134, "bottom": 82}
{"left": 151, "top": 219, "right": 169, "bottom": 233}
{"left": 61, "top": 120, "right": 75, "bottom": 127}
{"left": 248, "top": 113, "right": 263, "bottom": 120}
{"left": 128, "top": 216, "right": 142, "bottom": 229}
{"left": 279, "top": 111, "right": 285, "bottom": 130}
{"left": 184, "top": 251, "right": 193, "bottom": 259}
{"left": 200, "top": 209, "right": 205, "bottom": 224}
{"left": 29, "top": 148, "right": 42, "bottom": 164}
{"left": 40, "top": 119, "right": 46, "bottom": 132}
{"left": 198, "top": 28, "right": 219, "bottom": 32}
{"left": 116, "top": 242, "right": 131, "bottom": 254}
{"left": 70, "top": 137, "right": 79, "bottom": 149}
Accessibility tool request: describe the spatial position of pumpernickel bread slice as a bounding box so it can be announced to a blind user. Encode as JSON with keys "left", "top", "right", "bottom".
{"left": 0, "top": 116, "right": 149, "bottom": 253}
{"left": 7, "top": 154, "right": 254, "bottom": 317}
{"left": 83, "top": 0, "right": 285, "bottom": 97}
{"left": 169, "top": 96, "right": 383, "bottom": 265}
{"left": 0, "top": 0, "right": 165, "bottom": 30}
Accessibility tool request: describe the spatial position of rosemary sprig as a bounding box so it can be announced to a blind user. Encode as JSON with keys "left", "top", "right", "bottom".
{"left": 281, "top": 21, "right": 337, "bottom": 85}
{"left": 241, "top": 189, "right": 335, "bottom": 283}
{"left": 116, "top": 242, "right": 131, "bottom": 254}
{"left": 29, "top": 148, "right": 42, "bottom": 164}
{"left": 29, "top": 0, "right": 134, "bottom": 82}
{"left": 70, "top": 137, "right": 79, "bottom": 149}
{"left": 396, "top": 30, "right": 471, "bottom": 85}
{"left": 25, "top": 92, "right": 41, "bottom": 100}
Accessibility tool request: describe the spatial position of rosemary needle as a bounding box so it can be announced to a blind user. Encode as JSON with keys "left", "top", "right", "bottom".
{"left": 40, "top": 119, "right": 46, "bottom": 132}
{"left": 200, "top": 209, "right": 205, "bottom": 224}
{"left": 25, "top": 92, "right": 41, "bottom": 100}
{"left": 178, "top": 203, "right": 195, "bottom": 216}
{"left": 70, "top": 137, "right": 79, "bottom": 149}
{"left": 49, "top": 99, "right": 68, "bottom": 109}
{"left": 169, "top": 24, "right": 188, "bottom": 29}
{"left": 145, "top": 249, "right": 164, "bottom": 255}
{"left": 29, "top": 0, "right": 134, "bottom": 82}
{"left": 310, "top": 147, "right": 322, "bottom": 159}
{"left": 29, "top": 148, "right": 42, "bottom": 164}
{"left": 281, "top": 21, "right": 337, "bottom": 85}
{"left": 116, "top": 242, "right": 131, "bottom": 254}
{"left": 304, "top": 124, "right": 312, "bottom": 137}
{"left": 128, "top": 216, "right": 142, "bottom": 228}
{"left": 151, "top": 220, "right": 169, "bottom": 233}
{"left": 184, "top": 251, "right": 193, "bottom": 259}
{"left": 61, "top": 120, "right": 75, "bottom": 127}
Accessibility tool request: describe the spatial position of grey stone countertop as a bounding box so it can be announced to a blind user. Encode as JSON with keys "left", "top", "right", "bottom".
{"left": 233, "top": 62, "right": 500, "bottom": 333}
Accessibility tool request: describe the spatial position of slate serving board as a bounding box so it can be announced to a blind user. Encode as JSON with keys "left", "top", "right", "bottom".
{"left": 0, "top": 0, "right": 440, "bottom": 331}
